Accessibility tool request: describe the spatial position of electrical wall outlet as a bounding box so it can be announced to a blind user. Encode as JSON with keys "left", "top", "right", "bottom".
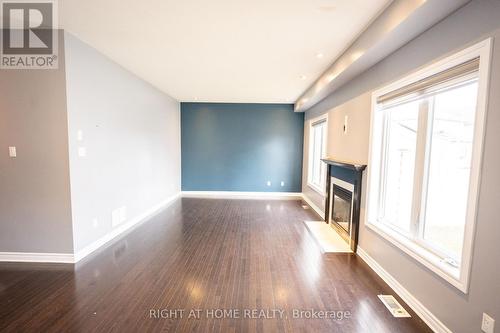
{"left": 111, "top": 209, "right": 121, "bottom": 227}
{"left": 8, "top": 146, "right": 16, "bottom": 157}
{"left": 78, "top": 147, "right": 87, "bottom": 157}
{"left": 482, "top": 313, "right": 495, "bottom": 333}
{"left": 112, "top": 206, "right": 127, "bottom": 227}
{"left": 280, "top": 181, "right": 285, "bottom": 187}
{"left": 343, "top": 115, "right": 348, "bottom": 134}
{"left": 92, "top": 218, "right": 99, "bottom": 228}
{"left": 77, "top": 130, "right": 84, "bottom": 141}
{"left": 266, "top": 181, "right": 271, "bottom": 186}
{"left": 119, "top": 206, "right": 127, "bottom": 223}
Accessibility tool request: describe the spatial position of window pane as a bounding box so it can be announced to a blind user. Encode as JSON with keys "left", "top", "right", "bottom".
{"left": 310, "top": 122, "right": 325, "bottom": 187}
{"left": 380, "top": 100, "right": 419, "bottom": 233}
{"left": 423, "top": 81, "right": 478, "bottom": 260}
{"left": 313, "top": 125, "right": 322, "bottom": 184}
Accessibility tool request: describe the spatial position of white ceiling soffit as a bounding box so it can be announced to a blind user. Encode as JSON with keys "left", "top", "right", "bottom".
{"left": 295, "top": 0, "right": 471, "bottom": 112}
{"left": 59, "top": 0, "right": 391, "bottom": 104}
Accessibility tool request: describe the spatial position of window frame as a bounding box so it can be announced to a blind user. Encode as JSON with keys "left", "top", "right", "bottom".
{"left": 365, "top": 39, "right": 492, "bottom": 293}
{"left": 307, "top": 114, "right": 328, "bottom": 196}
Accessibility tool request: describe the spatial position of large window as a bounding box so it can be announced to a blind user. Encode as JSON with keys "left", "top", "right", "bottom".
{"left": 308, "top": 116, "right": 327, "bottom": 194}
{"left": 366, "top": 40, "right": 491, "bottom": 292}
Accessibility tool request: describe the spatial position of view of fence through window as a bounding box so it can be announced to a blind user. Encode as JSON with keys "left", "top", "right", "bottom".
{"left": 378, "top": 79, "right": 479, "bottom": 263}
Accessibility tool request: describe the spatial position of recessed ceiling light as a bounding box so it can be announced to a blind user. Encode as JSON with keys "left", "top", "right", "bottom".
{"left": 318, "top": 5, "right": 336, "bottom": 12}
{"left": 316, "top": 53, "right": 324, "bottom": 59}
{"left": 300, "top": 75, "right": 307, "bottom": 80}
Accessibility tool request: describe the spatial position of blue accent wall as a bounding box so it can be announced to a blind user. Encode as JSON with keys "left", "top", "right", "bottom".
{"left": 181, "top": 103, "right": 304, "bottom": 192}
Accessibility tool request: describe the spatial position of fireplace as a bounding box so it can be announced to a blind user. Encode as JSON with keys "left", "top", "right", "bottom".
{"left": 321, "top": 158, "right": 366, "bottom": 252}
{"left": 331, "top": 181, "right": 353, "bottom": 233}
{"left": 329, "top": 178, "right": 354, "bottom": 244}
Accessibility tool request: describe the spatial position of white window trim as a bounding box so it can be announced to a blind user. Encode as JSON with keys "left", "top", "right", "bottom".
{"left": 365, "top": 39, "right": 492, "bottom": 293}
{"left": 308, "top": 179, "right": 326, "bottom": 197}
{"left": 307, "top": 114, "right": 328, "bottom": 196}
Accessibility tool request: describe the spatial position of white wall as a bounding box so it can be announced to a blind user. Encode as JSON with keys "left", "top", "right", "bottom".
{"left": 64, "top": 32, "right": 181, "bottom": 254}
{"left": 302, "top": 1, "right": 500, "bottom": 332}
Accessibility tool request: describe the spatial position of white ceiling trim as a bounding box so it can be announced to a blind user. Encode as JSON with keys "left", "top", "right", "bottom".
{"left": 295, "top": 0, "right": 471, "bottom": 112}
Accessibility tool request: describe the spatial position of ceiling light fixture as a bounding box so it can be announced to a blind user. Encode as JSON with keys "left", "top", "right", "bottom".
{"left": 318, "top": 5, "right": 336, "bottom": 12}
{"left": 316, "top": 53, "right": 324, "bottom": 59}
{"left": 300, "top": 75, "right": 307, "bottom": 80}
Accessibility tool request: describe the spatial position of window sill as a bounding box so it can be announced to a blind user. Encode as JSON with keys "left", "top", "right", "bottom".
{"left": 307, "top": 183, "right": 326, "bottom": 197}
{"left": 365, "top": 221, "right": 468, "bottom": 293}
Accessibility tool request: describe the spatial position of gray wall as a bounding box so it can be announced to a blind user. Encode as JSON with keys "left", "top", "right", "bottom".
{"left": 0, "top": 31, "right": 74, "bottom": 253}
{"left": 64, "top": 32, "right": 181, "bottom": 253}
{"left": 303, "top": 1, "right": 500, "bottom": 331}
{"left": 302, "top": 92, "right": 371, "bottom": 216}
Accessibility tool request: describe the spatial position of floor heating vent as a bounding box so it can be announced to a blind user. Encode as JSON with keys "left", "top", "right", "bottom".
{"left": 377, "top": 295, "right": 411, "bottom": 318}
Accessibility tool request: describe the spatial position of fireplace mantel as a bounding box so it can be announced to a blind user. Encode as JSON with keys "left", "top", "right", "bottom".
{"left": 321, "top": 157, "right": 366, "bottom": 252}
{"left": 321, "top": 157, "right": 366, "bottom": 172}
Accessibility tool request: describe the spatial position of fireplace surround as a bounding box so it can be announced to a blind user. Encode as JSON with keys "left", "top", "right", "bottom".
{"left": 321, "top": 158, "right": 366, "bottom": 252}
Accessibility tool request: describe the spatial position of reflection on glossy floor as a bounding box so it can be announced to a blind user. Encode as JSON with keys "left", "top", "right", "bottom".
{"left": 0, "top": 198, "right": 431, "bottom": 332}
{"left": 303, "top": 221, "right": 352, "bottom": 253}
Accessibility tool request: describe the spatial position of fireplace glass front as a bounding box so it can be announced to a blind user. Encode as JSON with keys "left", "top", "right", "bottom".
{"left": 331, "top": 184, "right": 352, "bottom": 234}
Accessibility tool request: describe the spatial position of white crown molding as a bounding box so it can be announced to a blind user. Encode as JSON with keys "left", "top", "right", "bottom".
{"left": 295, "top": 0, "right": 470, "bottom": 112}
{"left": 357, "top": 247, "right": 452, "bottom": 333}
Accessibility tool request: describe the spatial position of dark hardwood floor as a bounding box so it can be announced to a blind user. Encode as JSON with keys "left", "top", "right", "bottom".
{"left": 0, "top": 198, "right": 431, "bottom": 332}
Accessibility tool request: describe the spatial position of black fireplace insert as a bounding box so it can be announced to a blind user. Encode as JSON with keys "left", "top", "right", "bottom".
{"left": 331, "top": 184, "right": 353, "bottom": 235}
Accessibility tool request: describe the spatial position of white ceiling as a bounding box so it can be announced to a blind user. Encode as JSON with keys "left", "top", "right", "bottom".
{"left": 60, "top": 0, "right": 391, "bottom": 103}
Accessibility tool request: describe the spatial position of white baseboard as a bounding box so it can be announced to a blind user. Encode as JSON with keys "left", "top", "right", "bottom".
{"left": 0, "top": 194, "right": 181, "bottom": 264}
{"left": 74, "top": 192, "right": 180, "bottom": 263}
{"left": 0, "top": 192, "right": 315, "bottom": 264}
{"left": 301, "top": 193, "right": 325, "bottom": 220}
{"left": 181, "top": 191, "right": 302, "bottom": 200}
{"left": 357, "top": 247, "right": 451, "bottom": 333}
{"left": 0, "top": 252, "right": 74, "bottom": 263}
